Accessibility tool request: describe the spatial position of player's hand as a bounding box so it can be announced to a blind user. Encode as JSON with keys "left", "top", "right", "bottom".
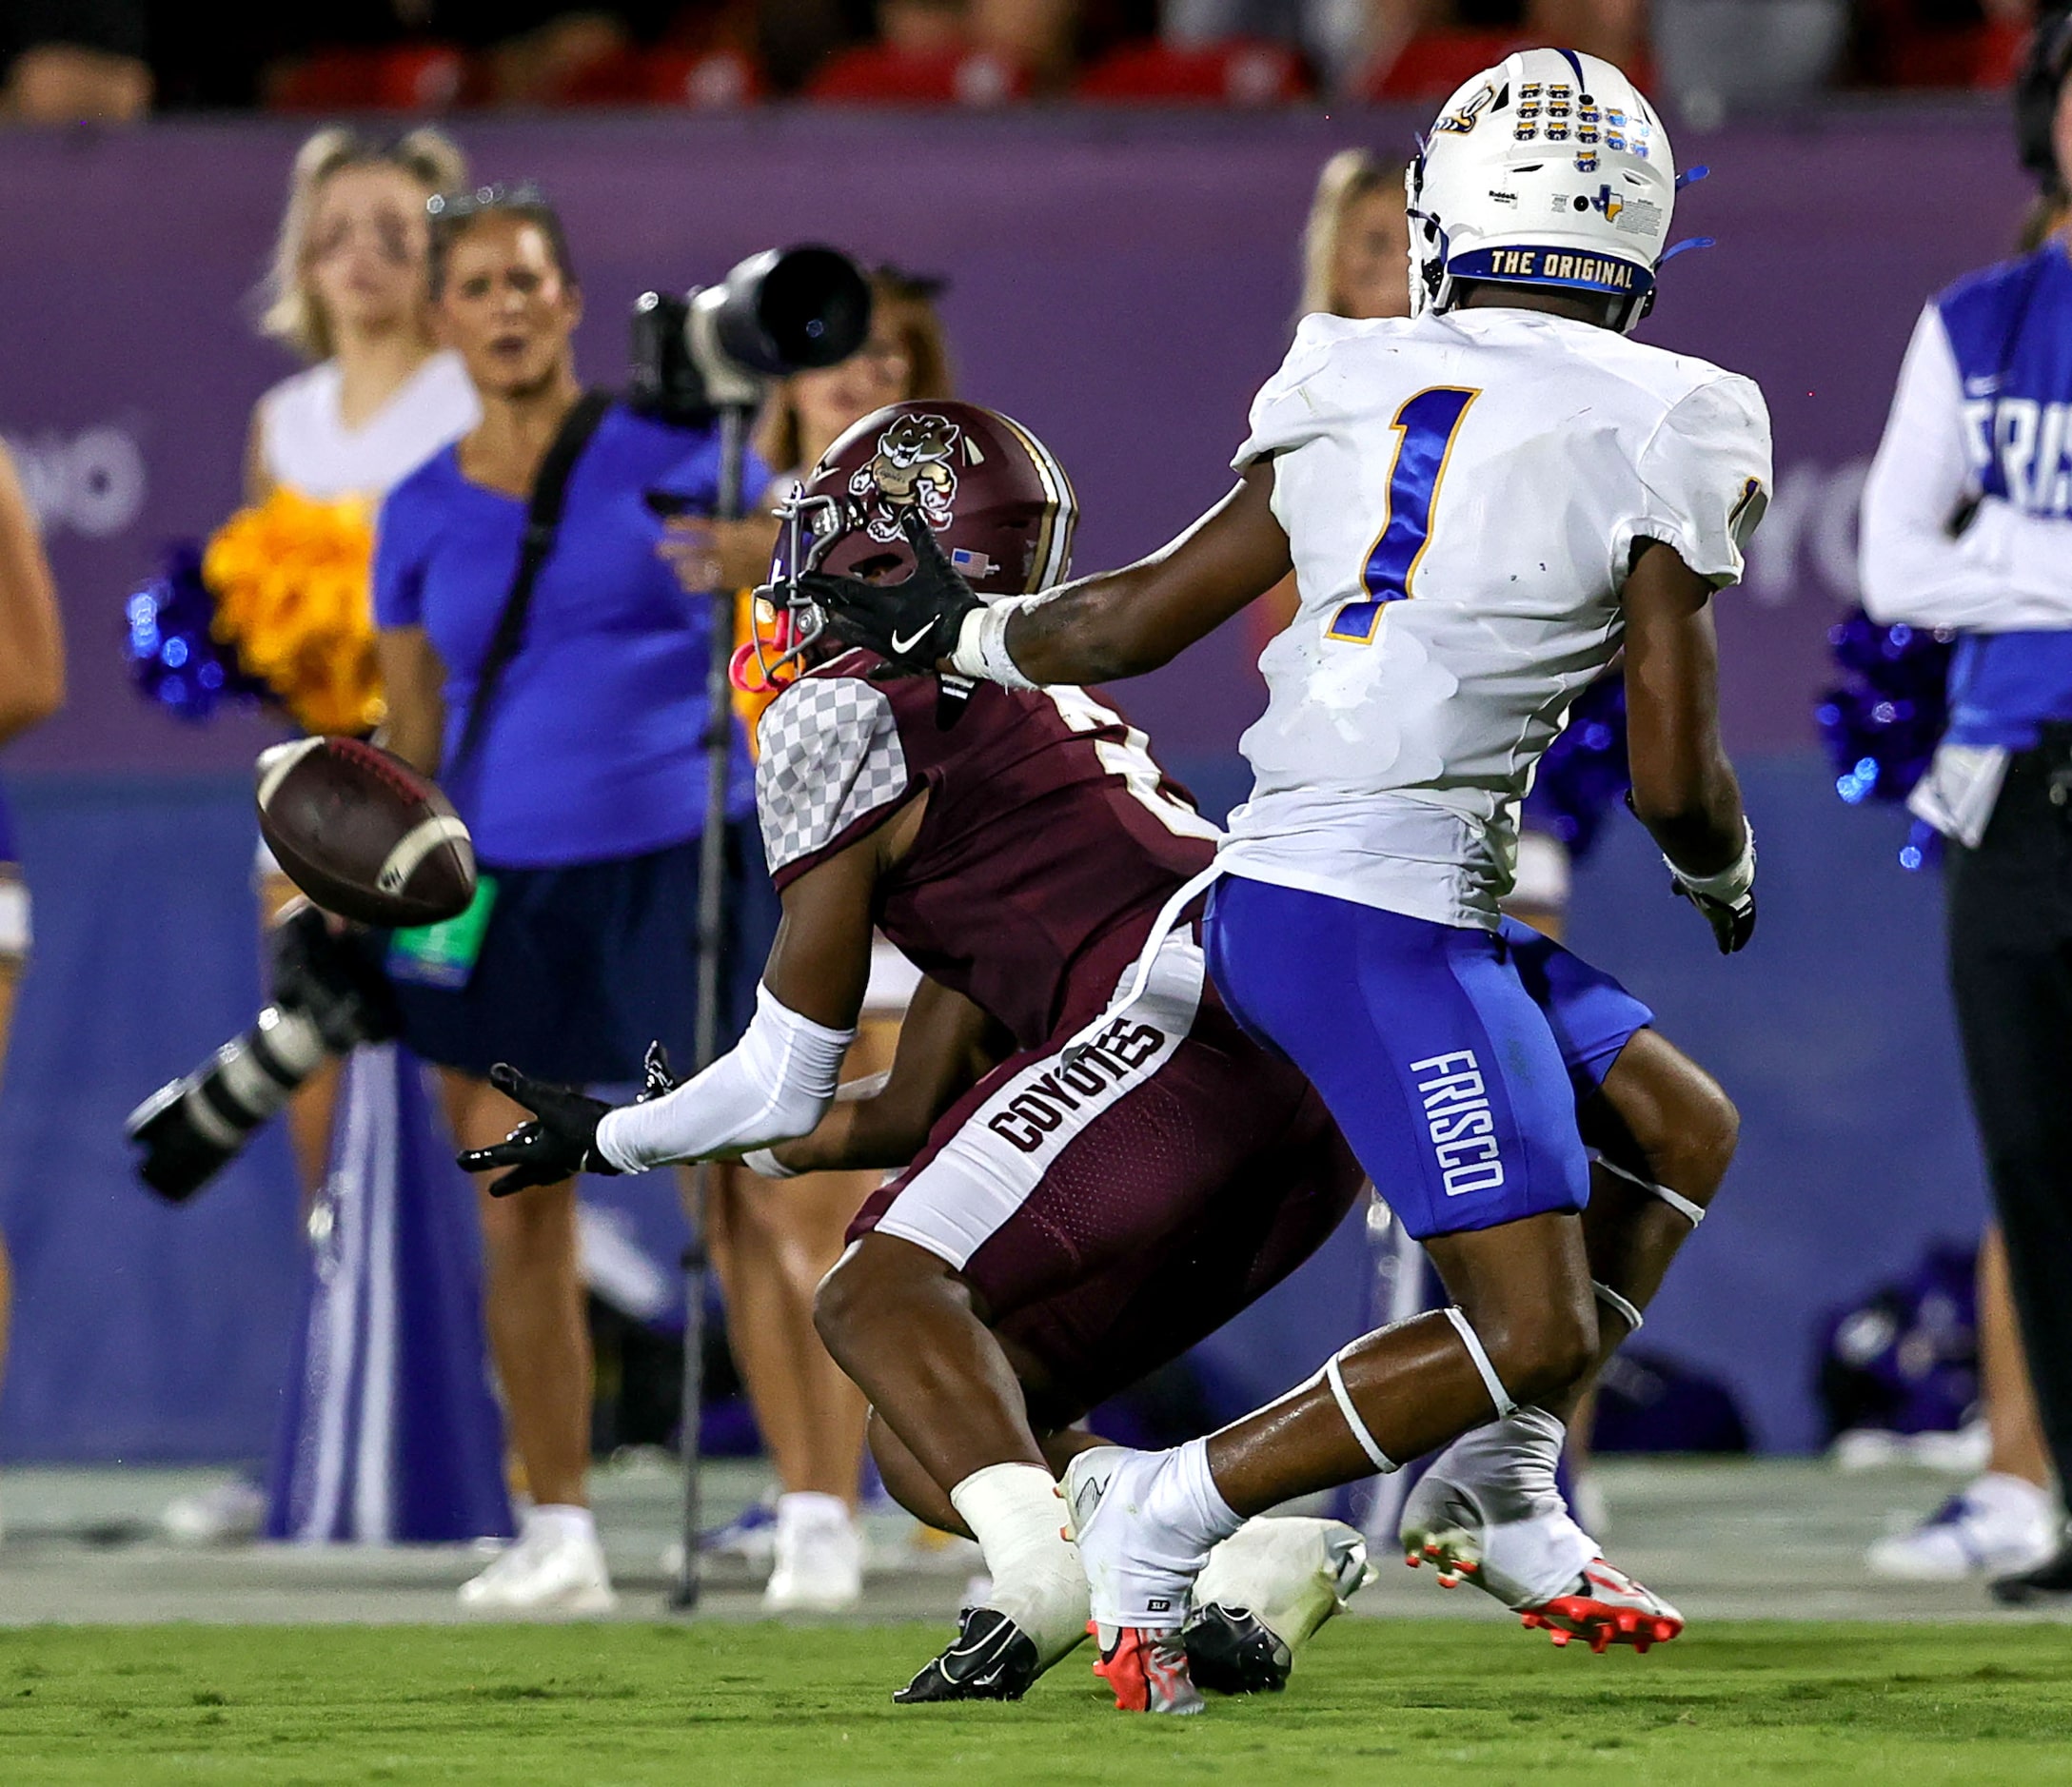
{"left": 458, "top": 1064, "right": 622, "bottom": 1196}
{"left": 1673, "top": 881, "right": 1756, "bottom": 954}
{"left": 1657, "top": 815, "right": 1757, "bottom": 955}
{"left": 799, "top": 507, "right": 982, "bottom": 672}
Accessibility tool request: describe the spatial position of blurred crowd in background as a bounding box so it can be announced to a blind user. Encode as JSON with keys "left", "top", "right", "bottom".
{"left": 0, "top": 0, "right": 2046, "bottom": 129}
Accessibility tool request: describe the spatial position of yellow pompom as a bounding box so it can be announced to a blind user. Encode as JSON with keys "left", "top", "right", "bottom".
{"left": 205, "top": 489, "right": 384, "bottom": 736}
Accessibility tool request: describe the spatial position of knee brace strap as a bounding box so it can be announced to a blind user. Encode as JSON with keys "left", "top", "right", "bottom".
{"left": 1443, "top": 1306, "right": 1518, "bottom": 1420}
{"left": 1324, "top": 1349, "right": 1398, "bottom": 1474}
{"left": 1592, "top": 1280, "right": 1645, "bottom": 1334}
{"left": 1593, "top": 1150, "right": 1707, "bottom": 1227}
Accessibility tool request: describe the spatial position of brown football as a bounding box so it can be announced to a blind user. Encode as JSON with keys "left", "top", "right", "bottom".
{"left": 256, "top": 736, "right": 476, "bottom": 929}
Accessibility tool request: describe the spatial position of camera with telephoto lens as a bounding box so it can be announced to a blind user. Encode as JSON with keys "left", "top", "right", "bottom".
{"left": 126, "top": 904, "right": 398, "bottom": 1204}
{"left": 629, "top": 244, "right": 874, "bottom": 423}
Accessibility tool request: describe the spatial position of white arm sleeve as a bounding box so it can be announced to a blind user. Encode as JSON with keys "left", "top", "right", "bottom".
{"left": 1859, "top": 305, "right": 2072, "bottom": 630}
{"left": 594, "top": 986, "right": 856, "bottom": 1173}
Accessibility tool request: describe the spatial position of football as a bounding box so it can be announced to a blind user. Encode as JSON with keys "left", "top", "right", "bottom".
{"left": 255, "top": 736, "right": 476, "bottom": 929}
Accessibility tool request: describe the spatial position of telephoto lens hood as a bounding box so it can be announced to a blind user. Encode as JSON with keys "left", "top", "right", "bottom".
{"left": 631, "top": 244, "right": 873, "bottom": 422}
{"left": 125, "top": 906, "right": 397, "bottom": 1205}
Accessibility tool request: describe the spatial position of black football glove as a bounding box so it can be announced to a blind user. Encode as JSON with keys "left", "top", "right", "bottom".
{"left": 459, "top": 1064, "right": 622, "bottom": 1197}
{"left": 457, "top": 1044, "right": 686, "bottom": 1197}
{"left": 797, "top": 506, "right": 982, "bottom": 673}
{"left": 1626, "top": 794, "right": 1758, "bottom": 955}
{"left": 1673, "top": 880, "right": 1756, "bottom": 954}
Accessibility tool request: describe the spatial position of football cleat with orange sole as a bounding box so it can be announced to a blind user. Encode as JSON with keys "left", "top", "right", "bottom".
{"left": 1091, "top": 1622, "right": 1205, "bottom": 1716}
{"left": 1405, "top": 1529, "right": 1683, "bottom": 1654}
{"left": 1517, "top": 1559, "right": 1684, "bottom": 1654}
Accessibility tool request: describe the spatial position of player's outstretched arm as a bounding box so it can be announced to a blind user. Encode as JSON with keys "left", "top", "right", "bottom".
{"left": 992, "top": 463, "right": 1292, "bottom": 685}
{"left": 750, "top": 977, "right": 1008, "bottom": 1178}
{"left": 803, "top": 465, "right": 1292, "bottom": 684}
{"left": 462, "top": 823, "right": 890, "bottom": 1189}
{"left": 1623, "top": 540, "right": 1755, "bottom": 953}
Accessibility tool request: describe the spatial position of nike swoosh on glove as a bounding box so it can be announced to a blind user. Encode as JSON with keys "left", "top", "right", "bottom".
{"left": 798, "top": 506, "right": 983, "bottom": 673}
{"left": 458, "top": 1063, "right": 622, "bottom": 1197}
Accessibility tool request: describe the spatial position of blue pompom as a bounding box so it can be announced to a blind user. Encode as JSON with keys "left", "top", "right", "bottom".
{"left": 1522, "top": 674, "right": 1629, "bottom": 862}
{"left": 1816, "top": 609, "right": 1953, "bottom": 814}
{"left": 125, "top": 541, "right": 265, "bottom": 724}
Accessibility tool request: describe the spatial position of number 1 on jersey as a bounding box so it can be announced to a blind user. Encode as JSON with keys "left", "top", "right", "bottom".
{"left": 1328, "top": 385, "right": 1480, "bottom": 644}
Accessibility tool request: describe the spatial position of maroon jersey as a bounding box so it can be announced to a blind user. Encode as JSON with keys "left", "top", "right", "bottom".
{"left": 754, "top": 649, "right": 1218, "bottom": 1050}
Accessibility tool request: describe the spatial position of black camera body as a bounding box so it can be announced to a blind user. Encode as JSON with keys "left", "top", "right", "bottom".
{"left": 629, "top": 245, "right": 873, "bottom": 423}
{"left": 127, "top": 905, "right": 398, "bottom": 1204}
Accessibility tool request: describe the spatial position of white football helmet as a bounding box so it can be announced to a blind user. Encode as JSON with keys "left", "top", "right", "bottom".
{"left": 1407, "top": 48, "right": 1679, "bottom": 334}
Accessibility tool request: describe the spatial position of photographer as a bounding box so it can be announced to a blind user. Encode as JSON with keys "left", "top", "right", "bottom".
{"left": 373, "top": 185, "right": 775, "bottom": 1614}
{"left": 1858, "top": 14, "right": 2072, "bottom": 1602}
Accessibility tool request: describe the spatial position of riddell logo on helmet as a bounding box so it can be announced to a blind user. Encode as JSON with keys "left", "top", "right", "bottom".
{"left": 852, "top": 413, "right": 963, "bottom": 541}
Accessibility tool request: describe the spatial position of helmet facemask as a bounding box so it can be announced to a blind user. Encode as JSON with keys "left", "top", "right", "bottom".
{"left": 733, "top": 489, "right": 846, "bottom": 697}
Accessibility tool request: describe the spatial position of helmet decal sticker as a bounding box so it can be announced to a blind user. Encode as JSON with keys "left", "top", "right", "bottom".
{"left": 852, "top": 412, "right": 963, "bottom": 541}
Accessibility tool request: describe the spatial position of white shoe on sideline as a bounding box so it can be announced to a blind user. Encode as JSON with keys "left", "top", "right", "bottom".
{"left": 1866, "top": 1472, "right": 2056, "bottom": 1581}
{"left": 459, "top": 1510, "right": 616, "bottom": 1616}
{"left": 161, "top": 1478, "right": 267, "bottom": 1546}
{"left": 762, "top": 1493, "right": 863, "bottom": 1613}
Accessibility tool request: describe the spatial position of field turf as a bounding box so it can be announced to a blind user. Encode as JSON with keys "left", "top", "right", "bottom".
{"left": 3, "top": 1620, "right": 2069, "bottom": 1784}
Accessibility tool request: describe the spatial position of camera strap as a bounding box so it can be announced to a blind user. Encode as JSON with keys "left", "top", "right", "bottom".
{"left": 444, "top": 387, "right": 614, "bottom": 788}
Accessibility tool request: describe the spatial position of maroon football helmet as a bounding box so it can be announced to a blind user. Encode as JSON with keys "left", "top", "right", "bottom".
{"left": 742, "top": 400, "right": 1078, "bottom": 690}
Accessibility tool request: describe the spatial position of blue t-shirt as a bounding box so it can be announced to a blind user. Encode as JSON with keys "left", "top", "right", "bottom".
{"left": 375, "top": 402, "right": 763, "bottom": 867}
{"left": 1934, "top": 244, "right": 2072, "bottom": 749}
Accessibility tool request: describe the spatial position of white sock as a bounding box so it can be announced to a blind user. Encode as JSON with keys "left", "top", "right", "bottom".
{"left": 1431, "top": 1406, "right": 1568, "bottom": 1524}
{"left": 950, "top": 1463, "right": 1088, "bottom": 1667}
{"left": 1430, "top": 1408, "right": 1597, "bottom": 1604}
{"left": 1151, "top": 1439, "right": 1246, "bottom": 1559}
{"left": 526, "top": 1503, "right": 597, "bottom": 1546}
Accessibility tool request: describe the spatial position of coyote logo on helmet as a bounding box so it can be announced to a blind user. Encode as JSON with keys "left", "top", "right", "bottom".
{"left": 852, "top": 412, "right": 963, "bottom": 541}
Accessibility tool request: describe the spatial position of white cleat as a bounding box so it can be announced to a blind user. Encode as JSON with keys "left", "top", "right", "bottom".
{"left": 1062, "top": 1447, "right": 1204, "bottom": 1715}
{"left": 458, "top": 1516, "right": 617, "bottom": 1617}
{"left": 762, "top": 1492, "right": 863, "bottom": 1614}
{"left": 1183, "top": 1517, "right": 1374, "bottom": 1694}
{"left": 1866, "top": 1473, "right": 2056, "bottom": 1581}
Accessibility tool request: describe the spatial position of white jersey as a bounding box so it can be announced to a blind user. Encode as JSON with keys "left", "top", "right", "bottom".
{"left": 1224, "top": 306, "right": 1770, "bottom": 930}
{"left": 258, "top": 350, "right": 479, "bottom": 501}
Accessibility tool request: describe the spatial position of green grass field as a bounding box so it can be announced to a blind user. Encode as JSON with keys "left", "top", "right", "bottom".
{"left": 3, "top": 1620, "right": 2069, "bottom": 1784}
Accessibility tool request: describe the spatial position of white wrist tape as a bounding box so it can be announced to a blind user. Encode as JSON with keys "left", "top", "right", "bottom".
{"left": 595, "top": 986, "right": 855, "bottom": 1173}
{"left": 951, "top": 599, "right": 1038, "bottom": 691}
{"left": 1665, "top": 818, "right": 1756, "bottom": 904}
